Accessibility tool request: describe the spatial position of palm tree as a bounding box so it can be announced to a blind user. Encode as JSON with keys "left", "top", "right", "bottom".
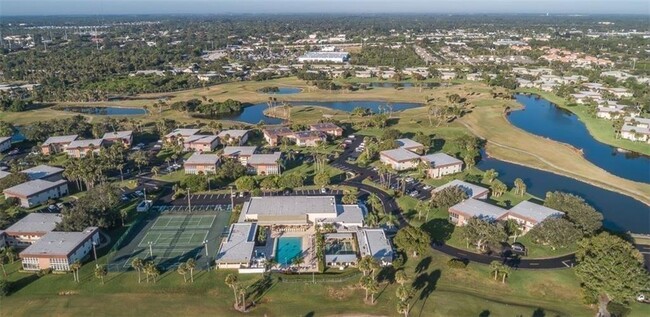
{"left": 177, "top": 263, "right": 188, "bottom": 283}
{"left": 94, "top": 265, "right": 107, "bottom": 284}
{"left": 0, "top": 255, "right": 8, "bottom": 277}
{"left": 70, "top": 260, "right": 82, "bottom": 283}
{"left": 151, "top": 166, "right": 160, "bottom": 176}
{"left": 490, "top": 261, "right": 502, "bottom": 281}
{"left": 513, "top": 178, "right": 526, "bottom": 196}
{"left": 396, "top": 285, "right": 414, "bottom": 316}
{"left": 395, "top": 270, "right": 409, "bottom": 286}
{"left": 397, "top": 300, "right": 410, "bottom": 317}
{"left": 381, "top": 213, "right": 399, "bottom": 230}
{"left": 357, "top": 255, "right": 377, "bottom": 277}
{"left": 500, "top": 265, "right": 511, "bottom": 284}
{"left": 131, "top": 258, "right": 144, "bottom": 283}
{"left": 144, "top": 261, "right": 159, "bottom": 283}
{"left": 359, "top": 275, "right": 379, "bottom": 304}
{"left": 238, "top": 287, "right": 247, "bottom": 311}
{"left": 225, "top": 274, "right": 240, "bottom": 308}
{"left": 3, "top": 247, "right": 16, "bottom": 264}
{"left": 367, "top": 194, "right": 382, "bottom": 214}
{"left": 186, "top": 258, "right": 196, "bottom": 283}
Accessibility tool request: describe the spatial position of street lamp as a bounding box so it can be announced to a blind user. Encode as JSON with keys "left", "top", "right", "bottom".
{"left": 92, "top": 240, "right": 98, "bottom": 268}
{"left": 229, "top": 185, "right": 234, "bottom": 209}
{"left": 148, "top": 241, "right": 153, "bottom": 258}
{"left": 203, "top": 239, "right": 209, "bottom": 256}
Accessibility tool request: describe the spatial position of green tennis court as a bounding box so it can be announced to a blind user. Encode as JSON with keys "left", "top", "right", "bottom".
{"left": 138, "top": 229, "right": 209, "bottom": 248}
{"left": 150, "top": 214, "right": 216, "bottom": 230}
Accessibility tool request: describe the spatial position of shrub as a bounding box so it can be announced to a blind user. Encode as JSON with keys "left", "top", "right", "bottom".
{"left": 447, "top": 258, "right": 469, "bottom": 269}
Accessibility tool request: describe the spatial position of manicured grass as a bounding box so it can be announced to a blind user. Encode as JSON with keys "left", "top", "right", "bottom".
{"left": 0, "top": 245, "right": 596, "bottom": 317}
{"left": 517, "top": 88, "right": 650, "bottom": 156}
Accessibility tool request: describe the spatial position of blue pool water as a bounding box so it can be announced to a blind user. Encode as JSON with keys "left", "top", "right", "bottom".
{"left": 276, "top": 237, "right": 303, "bottom": 265}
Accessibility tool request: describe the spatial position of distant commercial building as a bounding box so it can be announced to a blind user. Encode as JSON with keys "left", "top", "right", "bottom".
{"left": 298, "top": 52, "right": 350, "bottom": 63}
{"left": 20, "top": 227, "right": 100, "bottom": 271}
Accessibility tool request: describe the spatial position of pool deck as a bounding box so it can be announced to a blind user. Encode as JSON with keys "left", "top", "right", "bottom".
{"left": 270, "top": 227, "right": 318, "bottom": 272}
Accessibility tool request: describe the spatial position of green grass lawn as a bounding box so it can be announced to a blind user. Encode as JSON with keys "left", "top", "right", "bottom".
{"left": 517, "top": 88, "right": 650, "bottom": 156}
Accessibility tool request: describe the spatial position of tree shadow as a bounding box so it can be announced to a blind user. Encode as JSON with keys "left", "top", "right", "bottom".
{"left": 412, "top": 269, "right": 441, "bottom": 317}
{"left": 431, "top": 138, "right": 446, "bottom": 152}
{"left": 479, "top": 310, "right": 491, "bottom": 317}
{"left": 8, "top": 273, "right": 40, "bottom": 295}
{"left": 415, "top": 256, "right": 432, "bottom": 274}
{"left": 531, "top": 308, "right": 546, "bottom": 317}
{"left": 248, "top": 274, "right": 276, "bottom": 306}
{"left": 421, "top": 219, "right": 455, "bottom": 243}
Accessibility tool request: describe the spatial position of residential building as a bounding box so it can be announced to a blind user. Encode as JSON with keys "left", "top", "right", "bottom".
{"left": 21, "top": 165, "right": 64, "bottom": 181}
{"left": 621, "top": 117, "right": 650, "bottom": 143}
{"left": 41, "top": 135, "right": 78, "bottom": 155}
{"left": 262, "top": 127, "right": 294, "bottom": 146}
{"left": 379, "top": 148, "right": 421, "bottom": 171}
{"left": 65, "top": 139, "right": 105, "bottom": 158}
{"left": 596, "top": 102, "right": 638, "bottom": 119}
{"left": 505, "top": 201, "right": 564, "bottom": 233}
{"left": 222, "top": 146, "right": 257, "bottom": 164}
{"left": 357, "top": 228, "right": 394, "bottom": 266}
{"left": 309, "top": 123, "right": 343, "bottom": 137}
{"left": 217, "top": 130, "right": 250, "bottom": 145}
{"left": 183, "top": 134, "right": 220, "bottom": 152}
{"left": 0, "top": 171, "right": 11, "bottom": 180}
{"left": 102, "top": 130, "right": 134, "bottom": 148}
{"left": 0, "top": 136, "right": 11, "bottom": 153}
{"left": 164, "top": 128, "right": 201, "bottom": 143}
{"left": 20, "top": 227, "right": 100, "bottom": 271}
{"left": 420, "top": 153, "right": 463, "bottom": 178}
{"left": 3, "top": 179, "right": 69, "bottom": 208}
{"left": 396, "top": 138, "right": 425, "bottom": 154}
{"left": 2, "top": 213, "right": 62, "bottom": 247}
{"left": 448, "top": 199, "right": 508, "bottom": 225}
{"left": 184, "top": 153, "right": 220, "bottom": 175}
{"left": 440, "top": 72, "right": 456, "bottom": 80}
{"left": 433, "top": 180, "right": 489, "bottom": 200}
{"left": 247, "top": 152, "right": 282, "bottom": 175}
{"left": 294, "top": 131, "right": 327, "bottom": 147}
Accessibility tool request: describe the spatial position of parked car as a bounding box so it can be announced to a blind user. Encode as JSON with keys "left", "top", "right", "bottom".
{"left": 320, "top": 187, "right": 328, "bottom": 194}
{"left": 423, "top": 185, "right": 432, "bottom": 190}
{"left": 47, "top": 204, "right": 59, "bottom": 212}
{"left": 135, "top": 190, "right": 144, "bottom": 197}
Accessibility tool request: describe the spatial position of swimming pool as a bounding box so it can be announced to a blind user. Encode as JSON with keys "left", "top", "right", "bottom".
{"left": 275, "top": 237, "right": 303, "bottom": 265}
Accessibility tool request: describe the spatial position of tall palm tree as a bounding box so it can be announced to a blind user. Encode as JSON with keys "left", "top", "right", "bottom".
{"left": 186, "top": 258, "right": 196, "bottom": 283}
{"left": 177, "top": 263, "right": 188, "bottom": 283}
{"left": 490, "top": 261, "right": 502, "bottom": 281}
{"left": 500, "top": 265, "right": 511, "bottom": 284}
{"left": 395, "top": 270, "right": 409, "bottom": 286}
{"left": 225, "top": 274, "right": 240, "bottom": 308}
{"left": 238, "top": 287, "right": 247, "bottom": 311}
{"left": 3, "top": 247, "right": 16, "bottom": 264}
{"left": 131, "top": 258, "right": 144, "bottom": 283}
{"left": 70, "top": 260, "right": 82, "bottom": 283}
{"left": 381, "top": 213, "right": 399, "bottom": 230}
{"left": 367, "top": 194, "right": 382, "bottom": 214}
{"left": 145, "top": 262, "right": 160, "bottom": 283}
{"left": 94, "top": 265, "right": 107, "bottom": 284}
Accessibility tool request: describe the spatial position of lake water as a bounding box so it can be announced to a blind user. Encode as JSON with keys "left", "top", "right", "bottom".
{"left": 477, "top": 154, "right": 650, "bottom": 234}
{"left": 60, "top": 106, "right": 147, "bottom": 116}
{"left": 259, "top": 87, "right": 302, "bottom": 95}
{"left": 221, "top": 100, "right": 422, "bottom": 124}
{"left": 508, "top": 94, "right": 650, "bottom": 184}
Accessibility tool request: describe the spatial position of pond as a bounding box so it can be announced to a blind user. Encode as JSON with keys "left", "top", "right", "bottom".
{"left": 221, "top": 100, "right": 422, "bottom": 124}
{"left": 258, "top": 87, "right": 302, "bottom": 95}
{"left": 477, "top": 153, "right": 650, "bottom": 234}
{"left": 59, "top": 106, "right": 147, "bottom": 116}
{"left": 508, "top": 94, "right": 650, "bottom": 183}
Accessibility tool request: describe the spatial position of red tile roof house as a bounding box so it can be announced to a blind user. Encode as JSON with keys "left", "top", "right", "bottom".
{"left": 4, "top": 179, "right": 69, "bottom": 208}
{"left": 0, "top": 136, "right": 12, "bottom": 153}
{"left": 247, "top": 152, "right": 282, "bottom": 175}
{"left": 420, "top": 153, "right": 463, "bottom": 178}
{"left": 379, "top": 148, "right": 421, "bottom": 171}
{"left": 293, "top": 130, "right": 327, "bottom": 147}
{"left": 164, "top": 128, "right": 201, "bottom": 144}
{"left": 2, "top": 213, "right": 62, "bottom": 247}
{"left": 183, "top": 134, "right": 220, "bottom": 152}
{"left": 184, "top": 153, "right": 220, "bottom": 175}
{"left": 20, "top": 227, "right": 100, "bottom": 271}
{"left": 309, "top": 122, "right": 344, "bottom": 137}
{"left": 102, "top": 130, "right": 134, "bottom": 148}
{"left": 65, "top": 139, "right": 106, "bottom": 158}
{"left": 221, "top": 146, "right": 257, "bottom": 165}
{"left": 40, "top": 135, "right": 78, "bottom": 155}
{"left": 217, "top": 129, "right": 250, "bottom": 146}
{"left": 262, "top": 127, "right": 294, "bottom": 146}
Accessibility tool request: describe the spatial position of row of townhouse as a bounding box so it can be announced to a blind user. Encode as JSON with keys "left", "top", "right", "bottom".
{"left": 164, "top": 128, "right": 250, "bottom": 152}
{"left": 0, "top": 213, "right": 99, "bottom": 271}
{"left": 185, "top": 146, "right": 283, "bottom": 176}
{"left": 40, "top": 131, "right": 134, "bottom": 158}
{"left": 621, "top": 117, "right": 650, "bottom": 144}
{"left": 262, "top": 123, "right": 343, "bottom": 147}
{"left": 379, "top": 138, "right": 464, "bottom": 179}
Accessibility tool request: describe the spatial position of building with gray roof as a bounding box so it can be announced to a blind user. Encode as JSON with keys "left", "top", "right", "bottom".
{"left": 222, "top": 146, "right": 257, "bottom": 164}
{"left": 357, "top": 228, "right": 394, "bottom": 266}
{"left": 21, "top": 164, "right": 64, "bottom": 181}
{"left": 506, "top": 201, "right": 564, "bottom": 232}
{"left": 421, "top": 153, "right": 463, "bottom": 178}
{"left": 215, "top": 222, "right": 257, "bottom": 269}
{"left": 3, "top": 179, "right": 69, "bottom": 208}
{"left": 184, "top": 153, "right": 220, "bottom": 174}
{"left": 448, "top": 199, "right": 508, "bottom": 224}
{"left": 396, "top": 138, "right": 425, "bottom": 153}
{"left": 433, "top": 180, "right": 489, "bottom": 200}
{"left": 3, "top": 213, "right": 63, "bottom": 247}
{"left": 239, "top": 196, "right": 364, "bottom": 227}
{"left": 20, "top": 227, "right": 99, "bottom": 271}
{"left": 379, "top": 148, "right": 421, "bottom": 171}
{"left": 217, "top": 129, "right": 250, "bottom": 145}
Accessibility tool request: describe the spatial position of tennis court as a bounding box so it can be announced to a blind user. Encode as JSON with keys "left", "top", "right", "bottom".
{"left": 150, "top": 214, "right": 216, "bottom": 230}
{"left": 109, "top": 206, "right": 232, "bottom": 271}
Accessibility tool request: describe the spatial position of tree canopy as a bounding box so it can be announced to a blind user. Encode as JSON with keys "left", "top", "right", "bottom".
{"left": 544, "top": 191, "right": 603, "bottom": 236}
{"left": 394, "top": 226, "right": 431, "bottom": 257}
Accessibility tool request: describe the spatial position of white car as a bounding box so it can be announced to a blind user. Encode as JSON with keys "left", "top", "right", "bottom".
{"left": 423, "top": 185, "right": 432, "bottom": 190}
{"left": 320, "top": 187, "right": 328, "bottom": 194}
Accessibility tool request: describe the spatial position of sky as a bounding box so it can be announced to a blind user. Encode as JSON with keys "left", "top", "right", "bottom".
{"left": 0, "top": 0, "right": 648, "bottom": 16}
